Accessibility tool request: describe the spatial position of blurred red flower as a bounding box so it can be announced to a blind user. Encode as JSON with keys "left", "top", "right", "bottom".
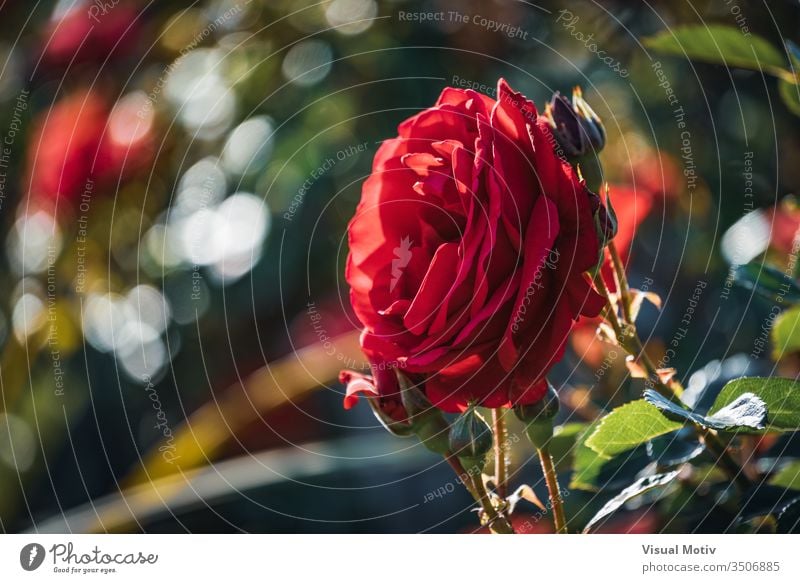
{"left": 24, "top": 89, "right": 153, "bottom": 205}
{"left": 765, "top": 199, "right": 800, "bottom": 255}
{"left": 39, "top": 3, "right": 141, "bottom": 71}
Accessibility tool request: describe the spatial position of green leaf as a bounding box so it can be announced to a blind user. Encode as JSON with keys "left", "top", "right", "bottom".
{"left": 643, "top": 390, "right": 705, "bottom": 423}
{"left": 709, "top": 377, "right": 800, "bottom": 432}
{"left": 644, "top": 25, "right": 787, "bottom": 74}
{"left": 779, "top": 78, "right": 800, "bottom": 117}
{"left": 647, "top": 428, "right": 704, "bottom": 466}
{"left": 704, "top": 393, "right": 767, "bottom": 430}
{"left": 570, "top": 421, "right": 651, "bottom": 492}
{"left": 770, "top": 461, "right": 800, "bottom": 491}
{"left": 571, "top": 422, "right": 609, "bottom": 491}
{"left": 733, "top": 263, "right": 800, "bottom": 305}
{"left": 586, "top": 400, "right": 682, "bottom": 457}
{"left": 772, "top": 305, "right": 800, "bottom": 359}
{"left": 644, "top": 389, "right": 766, "bottom": 431}
{"left": 549, "top": 422, "right": 588, "bottom": 474}
{"left": 582, "top": 471, "right": 680, "bottom": 533}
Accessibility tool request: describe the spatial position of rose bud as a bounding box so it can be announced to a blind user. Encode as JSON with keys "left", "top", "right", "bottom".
{"left": 586, "top": 184, "right": 619, "bottom": 269}
{"left": 398, "top": 374, "right": 450, "bottom": 455}
{"left": 449, "top": 407, "right": 493, "bottom": 472}
{"left": 344, "top": 79, "right": 605, "bottom": 415}
{"left": 514, "top": 381, "right": 560, "bottom": 448}
{"left": 543, "top": 86, "right": 606, "bottom": 159}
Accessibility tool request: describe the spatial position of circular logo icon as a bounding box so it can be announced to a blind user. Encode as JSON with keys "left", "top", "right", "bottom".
{"left": 19, "top": 543, "right": 46, "bottom": 571}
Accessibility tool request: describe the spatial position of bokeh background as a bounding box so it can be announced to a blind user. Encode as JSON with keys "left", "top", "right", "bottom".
{"left": 1, "top": 0, "right": 799, "bottom": 533}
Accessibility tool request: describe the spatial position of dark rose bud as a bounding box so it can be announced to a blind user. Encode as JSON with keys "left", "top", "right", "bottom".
{"left": 449, "top": 407, "right": 493, "bottom": 471}
{"left": 543, "top": 86, "right": 606, "bottom": 159}
{"left": 586, "top": 184, "right": 619, "bottom": 269}
{"left": 514, "top": 381, "right": 560, "bottom": 448}
{"left": 398, "top": 374, "right": 450, "bottom": 455}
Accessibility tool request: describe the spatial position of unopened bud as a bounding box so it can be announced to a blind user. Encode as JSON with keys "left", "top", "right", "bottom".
{"left": 543, "top": 86, "right": 606, "bottom": 159}
{"left": 398, "top": 373, "right": 450, "bottom": 455}
{"left": 449, "top": 407, "right": 493, "bottom": 472}
{"left": 514, "top": 382, "right": 560, "bottom": 449}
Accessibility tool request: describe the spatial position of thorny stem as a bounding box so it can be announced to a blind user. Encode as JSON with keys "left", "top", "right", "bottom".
{"left": 593, "top": 272, "right": 626, "bottom": 343}
{"left": 492, "top": 409, "right": 509, "bottom": 499}
{"left": 445, "top": 454, "right": 515, "bottom": 534}
{"left": 537, "top": 445, "right": 568, "bottom": 534}
{"left": 608, "top": 241, "right": 633, "bottom": 323}
{"left": 470, "top": 473, "right": 515, "bottom": 534}
{"left": 700, "top": 429, "right": 753, "bottom": 492}
{"left": 593, "top": 271, "right": 678, "bottom": 401}
{"left": 591, "top": 267, "right": 753, "bottom": 492}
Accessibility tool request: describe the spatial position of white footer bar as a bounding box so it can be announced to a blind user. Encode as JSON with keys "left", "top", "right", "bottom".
{"left": 1, "top": 534, "right": 798, "bottom": 581}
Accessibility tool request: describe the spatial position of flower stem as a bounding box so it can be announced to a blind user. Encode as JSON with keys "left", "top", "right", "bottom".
{"left": 592, "top": 272, "right": 626, "bottom": 341}
{"left": 492, "top": 409, "right": 509, "bottom": 499}
{"left": 608, "top": 241, "right": 633, "bottom": 323}
{"left": 470, "top": 473, "right": 515, "bottom": 534}
{"left": 446, "top": 454, "right": 515, "bottom": 534}
{"left": 537, "top": 445, "right": 568, "bottom": 534}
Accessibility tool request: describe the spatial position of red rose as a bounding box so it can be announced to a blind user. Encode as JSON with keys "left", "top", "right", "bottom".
{"left": 25, "top": 89, "right": 154, "bottom": 205}
{"left": 40, "top": 4, "right": 141, "bottom": 72}
{"left": 344, "top": 79, "right": 605, "bottom": 413}
{"left": 25, "top": 91, "right": 112, "bottom": 203}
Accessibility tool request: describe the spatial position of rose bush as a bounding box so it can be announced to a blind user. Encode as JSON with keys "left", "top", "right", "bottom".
{"left": 343, "top": 79, "right": 606, "bottom": 414}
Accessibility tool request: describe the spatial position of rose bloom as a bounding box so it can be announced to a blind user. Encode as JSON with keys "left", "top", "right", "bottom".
{"left": 25, "top": 91, "right": 112, "bottom": 204}
{"left": 39, "top": 4, "right": 141, "bottom": 72}
{"left": 342, "top": 79, "right": 607, "bottom": 414}
{"left": 25, "top": 89, "right": 153, "bottom": 205}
